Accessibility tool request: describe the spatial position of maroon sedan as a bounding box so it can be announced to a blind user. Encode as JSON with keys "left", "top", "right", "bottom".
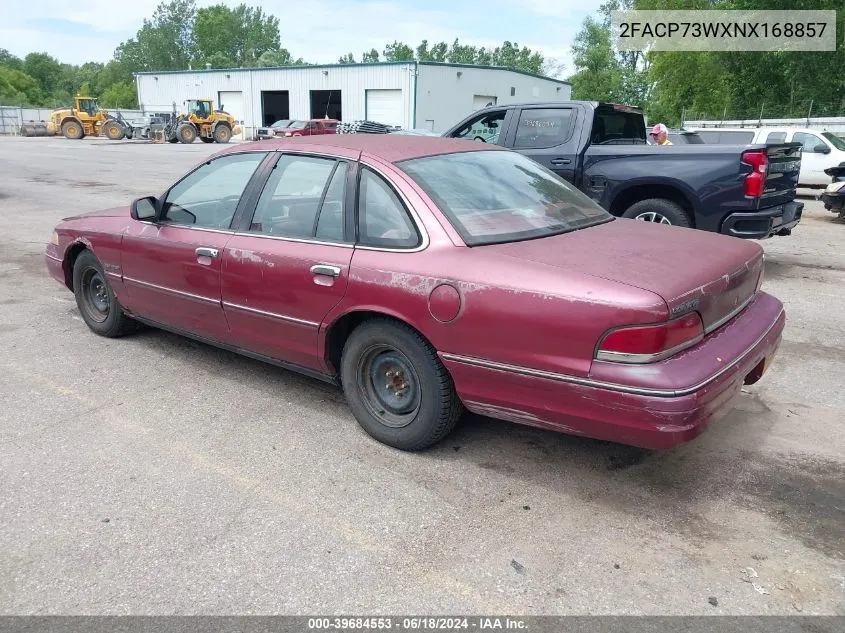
{"left": 44, "top": 135, "right": 785, "bottom": 451}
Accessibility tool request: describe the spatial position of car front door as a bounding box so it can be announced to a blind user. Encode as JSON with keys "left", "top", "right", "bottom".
{"left": 121, "top": 151, "right": 270, "bottom": 341}
{"left": 509, "top": 106, "right": 579, "bottom": 184}
{"left": 792, "top": 131, "right": 830, "bottom": 186}
{"left": 220, "top": 150, "right": 356, "bottom": 372}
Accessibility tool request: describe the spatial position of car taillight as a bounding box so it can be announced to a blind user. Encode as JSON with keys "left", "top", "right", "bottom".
{"left": 742, "top": 149, "right": 768, "bottom": 198}
{"left": 596, "top": 312, "right": 704, "bottom": 363}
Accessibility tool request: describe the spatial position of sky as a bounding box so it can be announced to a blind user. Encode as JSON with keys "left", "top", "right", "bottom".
{"left": 1, "top": 0, "right": 604, "bottom": 77}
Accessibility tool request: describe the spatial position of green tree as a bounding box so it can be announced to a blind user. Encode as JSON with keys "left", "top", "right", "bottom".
{"left": 0, "top": 49, "right": 23, "bottom": 71}
{"left": 255, "top": 48, "right": 304, "bottom": 67}
{"left": 361, "top": 49, "right": 380, "bottom": 63}
{"left": 22, "top": 52, "right": 62, "bottom": 96}
{"left": 338, "top": 53, "right": 356, "bottom": 64}
{"left": 0, "top": 66, "right": 42, "bottom": 105}
{"left": 100, "top": 81, "right": 138, "bottom": 109}
{"left": 116, "top": 0, "right": 197, "bottom": 72}
{"left": 569, "top": 17, "right": 624, "bottom": 101}
{"left": 194, "top": 3, "right": 280, "bottom": 67}
{"left": 383, "top": 41, "right": 415, "bottom": 61}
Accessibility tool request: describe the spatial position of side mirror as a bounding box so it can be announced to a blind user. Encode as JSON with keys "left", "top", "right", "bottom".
{"left": 131, "top": 196, "right": 157, "bottom": 221}
{"left": 814, "top": 143, "right": 831, "bottom": 154}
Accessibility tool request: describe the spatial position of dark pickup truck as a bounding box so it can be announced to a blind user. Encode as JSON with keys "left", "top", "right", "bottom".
{"left": 442, "top": 101, "right": 804, "bottom": 239}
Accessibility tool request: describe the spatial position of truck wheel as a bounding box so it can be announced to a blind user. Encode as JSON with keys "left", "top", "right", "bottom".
{"left": 622, "top": 199, "right": 692, "bottom": 228}
{"left": 61, "top": 121, "right": 83, "bottom": 140}
{"left": 104, "top": 121, "right": 125, "bottom": 140}
{"left": 340, "top": 318, "right": 462, "bottom": 451}
{"left": 213, "top": 125, "right": 232, "bottom": 143}
{"left": 177, "top": 124, "right": 197, "bottom": 144}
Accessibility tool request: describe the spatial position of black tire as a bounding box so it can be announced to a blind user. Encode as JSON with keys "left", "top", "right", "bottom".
{"left": 168, "top": 136, "right": 179, "bottom": 143}
{"left": 61, "top": 120, "right": 83, "bottom": 140}
{"left": 621, "top": 198, "right": 692, "bottom": 228}
{"left": 340, "top": 318, "right": 462, "bottom": 451}
{"left": 177, "top": 123, "right": 197, "bottom": 144}
{"left": 200, "top": 136, "right": 214, "bottom": 143}
{"left": 213, "top": 124, "right": 232, "bottom": 143}
{"left": 72, "top": 250, "right": 134, "bottom": 338}
{"left": 104, "top": 120, "right": 125, "bottom": 140}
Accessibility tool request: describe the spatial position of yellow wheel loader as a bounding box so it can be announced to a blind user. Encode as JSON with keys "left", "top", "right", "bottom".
{"left": 49, "top": 95, "right": 135, "bottom": 140}
{"left": 162, "top": 98, "right": 241, "bottom": 144}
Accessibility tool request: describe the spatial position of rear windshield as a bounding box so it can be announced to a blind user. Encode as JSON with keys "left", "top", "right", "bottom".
{"left": 591, "top": 107, "right": 647, "bottom": 145}
{"left": 397, "top": 150, "right": 612, "bottom": 246}
{"left": 822, "top": 132, "right": 845, "bottom": 151}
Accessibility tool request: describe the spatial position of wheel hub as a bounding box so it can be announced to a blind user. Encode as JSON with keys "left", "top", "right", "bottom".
{"left": 82, "top": 269, "right": 110, "bottom": 322}
{"left": 359, "top": 346, "right": 421, "bottom": 428}
{"left": 634, "top": 211, "right": 671, "bottom": 224}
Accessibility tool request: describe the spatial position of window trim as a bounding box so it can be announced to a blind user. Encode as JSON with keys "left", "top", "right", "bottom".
{"left": 153, "top": 150, "right": 272, "bottom": 232}
{"left": 512, "top": 106, "right": 575, "bottom": 150}
{"left": 354, "top": 166, "right": 423, "bottom": 251}
{"left": 241, "top": 152, "right": 352, "bottom": 245}
{"left": 354, "top": 162, "right": 429, "bottom": 253}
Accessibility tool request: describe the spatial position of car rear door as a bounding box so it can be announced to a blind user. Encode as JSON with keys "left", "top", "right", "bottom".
{"left": 219, "top": 149, "right": 358, "bottom": 373}
{"left": 506, "top": 105, "right": 579, "bottom": 184}
{"left": 121, "top": 151, "right": 270, "bottom": 341}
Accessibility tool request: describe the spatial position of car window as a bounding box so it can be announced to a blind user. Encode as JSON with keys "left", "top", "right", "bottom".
{"left": 397, "top": 149, "right": 611, "bottom": 246}
{"left": 249, "top": 155, "right": 346, "bottom": 240}
{"left": 161, "top": 152, "right": 267, "bottom": 229}
{"left": 592, "top": 107, "right": 647, "bottom": 144}
{"left": 821, "top": 132, "right": 845, "bottom": 151}
{"left": 766, "top": 131, "right": 787, "bottom": 143}
{"left": 793, "top": 132, "right": 823, "bottom": 152}
{"left": 448, "top": 110, "right": 506, "bottom": 145}
{"left": 358, "top": 168, "right": 420, "bottom": 249}
{"left": 513, "top": 108, "right": 573, "bottom": 149}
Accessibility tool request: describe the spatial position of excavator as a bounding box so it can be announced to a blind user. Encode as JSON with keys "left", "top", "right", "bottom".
{"left": 161, "top": 98, "right": 240, "bottom": 144}
{"left": 48, "top": 95, "right": 136, "bottom": 140}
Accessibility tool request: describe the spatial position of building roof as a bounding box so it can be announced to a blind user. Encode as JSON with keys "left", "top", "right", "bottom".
{"left": 134, "top": 60, "right": 570, "bottom": 86}
{"left": 229, "top": 133, "right": 507, "bottom": 163}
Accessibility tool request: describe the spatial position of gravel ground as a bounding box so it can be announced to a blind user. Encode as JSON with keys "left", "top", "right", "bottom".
{"left": 0, "top": 136, "right": 843, "bottom": 615}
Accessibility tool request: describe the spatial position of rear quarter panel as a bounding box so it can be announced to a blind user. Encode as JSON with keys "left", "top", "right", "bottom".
{"left": 328, "top": 245, "right": 668, "bottom": 379}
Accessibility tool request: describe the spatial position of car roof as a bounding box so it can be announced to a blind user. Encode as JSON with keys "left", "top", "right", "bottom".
{"left": 225, "top": 134, "right": 506, "bottom": 163}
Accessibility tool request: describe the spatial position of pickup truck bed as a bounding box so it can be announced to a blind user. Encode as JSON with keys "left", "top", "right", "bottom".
{"left": 442, "top": 101, "right": 804, "bottom": 239}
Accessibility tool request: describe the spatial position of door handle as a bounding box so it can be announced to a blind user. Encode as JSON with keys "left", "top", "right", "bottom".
{"left": 550, "top": 158, "right": 571, "bottom": 165}
{"left": 195, "top": 247, "right": 219, "bottom": 258}
{"left": 310, "top": 264, "right": 341, "bottom": 277}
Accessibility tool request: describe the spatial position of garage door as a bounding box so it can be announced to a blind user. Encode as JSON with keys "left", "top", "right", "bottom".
{"left": 473, "top": 95, "right": 497, "bottom": 111}
{"left": 218, "top": 90, "right": 244, "bottom": 139}
{"left": 365, "top": 89, "right": 403, "bottom": 127}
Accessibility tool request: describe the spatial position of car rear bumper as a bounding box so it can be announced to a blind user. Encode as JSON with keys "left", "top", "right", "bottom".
{"left": 821, "top": 191, "right": 845, "bottom": 212}
{"left": 441, "top": 292, "right": 785, "bottom": 450}
{"left": 719, "top": 200, "right": 803, "bottom": 239}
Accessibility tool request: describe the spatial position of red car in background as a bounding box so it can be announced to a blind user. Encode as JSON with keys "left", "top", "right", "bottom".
{"left": 281, "top": 119, "right": 338, "bottom": 137}
{"left": 44, "top": 135, "right": 785, "bottom": 452}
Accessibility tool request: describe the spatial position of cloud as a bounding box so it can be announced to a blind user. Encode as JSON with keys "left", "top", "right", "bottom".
{"left": 3, "top": 0, "right": 599, "bottom": 73}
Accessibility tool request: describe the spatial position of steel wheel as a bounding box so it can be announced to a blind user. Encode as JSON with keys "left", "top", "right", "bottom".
{"left": 634, "top": 211, "right": 672, "bottom": 224}
{"left": 80, "top": 267, "right": 110, "bottom": 323}
{"left": 357, "top": 344, "right": 422, "bottom": 429}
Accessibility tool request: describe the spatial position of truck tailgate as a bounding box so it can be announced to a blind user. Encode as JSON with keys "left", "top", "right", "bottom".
{"left": 751, "top": 142, "right": 802, "bottom": 210}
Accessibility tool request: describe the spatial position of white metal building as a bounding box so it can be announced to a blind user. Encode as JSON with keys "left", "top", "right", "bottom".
{"left": 134, "top": 61, "right": 571, "bottom": 139}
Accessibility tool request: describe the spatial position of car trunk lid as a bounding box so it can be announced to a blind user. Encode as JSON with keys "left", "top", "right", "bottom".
{"left": 482, "top": 218, "right": 763, "bottom": 333}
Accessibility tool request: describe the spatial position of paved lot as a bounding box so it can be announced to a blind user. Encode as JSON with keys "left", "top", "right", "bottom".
{"left": 1, "top": 136, "right": 843, "bottom": 615}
